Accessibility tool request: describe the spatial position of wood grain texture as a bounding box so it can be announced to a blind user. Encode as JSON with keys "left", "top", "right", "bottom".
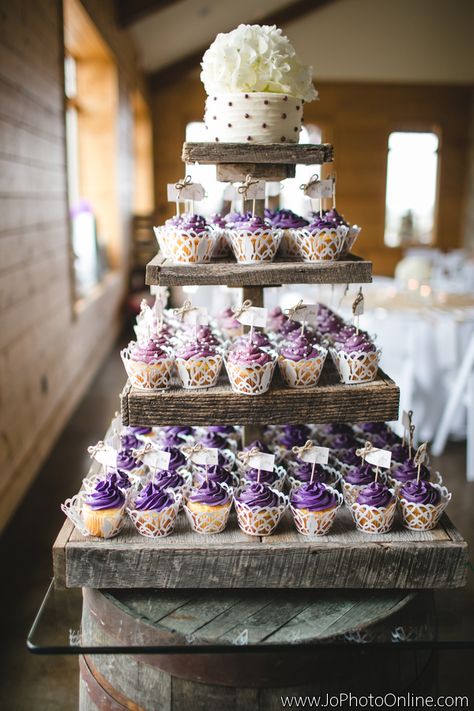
{"left": 182, "top": 142, "right": 334, "bottom": 165}
{"left": 146, "top": 253, "right": 372, "bottom": 287}
{"left": 120, "top": 366, "right": 400, "bottom": 426}
{"left": 216, "top": 163, "right": 296, "bottom": 182}
{"left": 55, "top": 508, "right": 467, "bottom": 590}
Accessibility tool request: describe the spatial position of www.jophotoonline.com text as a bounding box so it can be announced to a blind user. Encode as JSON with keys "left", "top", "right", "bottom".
{"left": 280, "top": 693, "right": 470, "bottom": 708}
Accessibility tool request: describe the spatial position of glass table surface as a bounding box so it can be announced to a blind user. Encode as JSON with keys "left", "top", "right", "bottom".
{"left": 28, "top": 579, "right": 474, "bottom": 655}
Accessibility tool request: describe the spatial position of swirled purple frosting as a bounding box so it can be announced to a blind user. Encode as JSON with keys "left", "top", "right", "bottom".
{"left": 307, "top": 214, "right": 340, "bottom": 231}
{"left": 228, "top": 341, "right": 273, "bottom": 366}
{"left": 329, "top": 434, "right": 359, "bottom": 451}
{"left": 317, "top": 313, "right": 344, "bottom": 336}
{"left": 176, "top": 340, "right": 217, "bottom": 360}
{"left": 244, "top": 439, "right": 270, "bottom": 453}
{"left": 277, "top": 425, "right": 309, "bottom": 449}
{"left": 272, "top": 209, "right": 308, "bottom": 229}
{"left": 392, "top": 459, "right": 430, "bottom": 483}
{"left": 323, "top": 423, "right": 354, "bottom": 437}
{"left": 370, "top": 431, "right": 399, "bottom": 448}
{"left": 218, "top": 307, "right": 241, "bottom": 333}
{"left": 120, "top": 433, "right": 140, "bottom": 451}
{"left": 224, "top": 211, "right": 252, "bottom": 226}
{"left": 236, "top": 482, "right": 280, "bottom": 508}
{"left": 106, "top": 469, "right": 132, "bottom": 490}
{"left": 391, "top": 444, "right": 410, "bottom": 463}
{"left": 134, "top": 482, "right": 175, "bottom": 512}
{"left": 117, "top": 449, "right": 140, "bottom": 473}
{"left": 323, "top": 208, "right": 349, "bottom": 227}
{"left": 128, "top": 426, "right": 154, "bottom": 437}
{"left": 268, "top": 307, "right": 288, "bottom": 331}
{"left": 345, "top": 462, "right": 376, "bottom": 486}
{"left": 279, "top": 319, "right": 300, "bottom": 336}
{"left": 160, "top": 432, "right": 188, "bottom": 448}
{"left": 188, "top": 480, "right": 230, "bottom": 506}
{"left": 399, "top": 480, "right": 440, "bottom": 505}
{"left": 291, "top": 482, "right": 338, "bottom": 511}
{"left": 358, "top": 422, "right": 389, "bottom": 434}
{"left": 131, "top": 338, "right": 170, "bottom": 364}
{"left": 335, "top": 449, "right": 360, "bottom": 467}
{"left": 291, "top": 462, "right": 329, "bottom": 484}
{"left": 153, "top": 469, "right": 186, "bottom": 490}
{"left": 179, "top": 213, "right": 208, "bottom": 233}
{"left": 356, "top": 482, "right": 393, "bottom": 508}
{"left": 162, "top": 425, "right": 193, "bottom": 437}
{"left": 280, "top": 335, "right": 321, "bottom": 362}
{"left": 163, "top": 447, "right": 186, "bottom": 471}
{"left": 85, "top": 479, "right": 125, "bottom": 510}
{"left": 209, "top": 212, "right": 226, "bottom": 228}
{"left": 194, "top": 465, "right": 235, "bottom": 487}
{"left": 194, "top": 325, "right": 221, "bottom": 347}
{"left": 242, "top": 467, "right": 279, "bottom": 486}
{"left": 339, "top": 333, "right": 376, "bottom": 354}
{"left": 236, "top": 215, "right": 271, "bottom": 233}
{"left": 199, "top": 431, "right": 228, "bottom": 450}
{"left": 206, "top": 425, "right": 237, "bottom": 436}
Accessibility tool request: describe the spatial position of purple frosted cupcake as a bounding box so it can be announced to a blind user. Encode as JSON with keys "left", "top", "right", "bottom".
{"left": 171, "top": 213, "right": 215, "bottom": 263}
{"left": 121, "top": 338, "right": 174, "bottom": 390}
{"left": 330, "top": 333, "right": 380, "bottom": 384}
{"left": 292, "top": 214, "right": 348, "bottom": 262}
{"left": 241, "top": 466, "right": 285, "bottom": 491}
{"left": 226, "top": 339, "right": 276, "bottom": 396}
{"left": 389, "top": 458, "right": 430, "bottom": 491}
{"left": 175, "top": 339, "right": 222, "bottom": 389}
{"left": 351, "top": 481, "right": 396, "bottom": 534}
{"left": 272, "top": 209, "right": 309, "bottom": 257}
{"left": 228, "top": 215, "right": 282, "bottom": 263}
{"left": 185, "top": 480, "right": 232, "bottom": 533}
{"left": 193, "top": 465, "right": 237, "bottom": 488}
{"left": 217, "top": 307, "right": 242, "bottom": 339}
{"left": 279, "top": 334, "right": 327, "bottom": 389}
{"left": 117, "top": 448, "right": 147, "bottom": 481}
{"left": 82, "top": 479, "right": 126, "bottom": 538}
{"left": 290, "top": 482, "right": 342, "bottom": 536}
{"left": 342, "top": 461, "right": 378, "bottom": 504}
{"left": 128, "top": 482, "right": 179, "bottom": 538}
{"left": 398, "top": 480, "right": 451, "bottom": 531}
{"left": 153, "top": 468, "right": 188, "bottom": 493}
{"left": 234, "top": 482, "right": 287, "bottom": 536}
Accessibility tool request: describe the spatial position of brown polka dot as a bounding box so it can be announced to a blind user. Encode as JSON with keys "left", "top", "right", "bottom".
{"left": 244, "top": 93, "right": 249, "bottom": 98}
{"left": 294, "top": 127, "right": 298, "bottom": 132}
{"left": 213, "top": 96, "right": 217, "bottom": 101}
{"left": 215, "top": 137, "right": 219, "bottom": 142}
{"left": 281, "top": 113, "right": 287, "bottom": 119}
{"left": 262, "top": 123, "right": 267, "bottom": 128}
{"left": 228, "top": 101, "right": 232, "bottom": 106}
{"left": 244, "top": 113, "right": 250, "bottom": 118}
{"left": 264, "top": 100, "right": 268, "bottom": 105}
{"left": 247, "top": 136, "right": 252, "bottom": 141}
{"left": 296, "top": 105, "right": 300, "bottom": 111}
{"left": 281, "top": 136, "right": 286, "bottom": 142}
{"left": 283, "top": 95, "right": 288, "bottom": 101}
{"left": 213, "top": 116, "right": 216, "bottom": 120}
{"left": 227, "top": 123, "right": 232, "bottom": 127}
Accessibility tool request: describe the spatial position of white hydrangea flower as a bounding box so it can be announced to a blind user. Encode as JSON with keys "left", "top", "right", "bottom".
{"left": 201, "top": 24, "right": 317, "bottom": 103}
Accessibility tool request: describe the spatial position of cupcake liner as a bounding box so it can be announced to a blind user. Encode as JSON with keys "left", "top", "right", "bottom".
{"left": 398, "top": 484, "right": 451, "bottom": 531}
{"left": 127, "top": 491, "right": 181, "bottom": 538}
{"left": 228, "top": 228, "right": 282, "bottom": 263}
{"left": 175, "top": 353, "right": 223, "bottom": 389}
{"left": 291, "top": 225, "right": 349, "bottom": 262}
{"left": 278, "top": 348, "right": 327, "bottom": 389}
{"left": 225, "top": 357, "right": 277, "bottom": 396}
{"left": 210, "top": 228, "right": 231, "bottom": 258}
{"left": 287, "top": 465, "right": 341, "bottom": 492}
{"left": 290, "top": 487, "right": 343, "bottom": 536}
{"left": 330, "top": 347, "right": 381, "bottom": 384}
{"left": 153, "top": 226, "right": 172, "bottom": 258}
{"left": 240, "top": 465, "right": 287, "bottom": 492}
{"left": 61, "top": 490, "right": 128, "bottom": 539}
{"left": 278, "top": 229, "right": 300, "bottom": 258}
{"left": 340, "top": 225, "right": 361, "bottom": 258}
{"left": 169, "top": 229, "right": 215, "bottom": 263}
{"left": 234, "top": 488, "right": 289, "bottom": 536}
{"left": 183, "top": 486, "right": 233, "bottom": 534}
{"left": 121, "top": 344, "right": 174, "bottom": 391}
{"left": 350, "top": 496, "right": 397, "bottom": 534}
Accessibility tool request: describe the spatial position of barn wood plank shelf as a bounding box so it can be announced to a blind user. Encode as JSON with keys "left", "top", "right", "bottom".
{"left": 54, "top": 509, "right": 467, "bottom": 590}
{"left": 120, "top": 367, "right": 400, "bottom": 427}
{"left": 182, "top": 142, "right": 334, "bottom": 181}
{"left": 146, "top": 253, "right": 372, "bottom": 287}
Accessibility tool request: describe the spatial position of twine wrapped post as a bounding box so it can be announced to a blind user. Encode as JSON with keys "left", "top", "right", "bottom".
{"left": 414, "top": 443, "right": 428, "bottom": 483}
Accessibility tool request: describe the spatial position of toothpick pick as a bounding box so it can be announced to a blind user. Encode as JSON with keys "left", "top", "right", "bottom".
{"left": 310, "top": 461, "right": 316, "bottom": 485}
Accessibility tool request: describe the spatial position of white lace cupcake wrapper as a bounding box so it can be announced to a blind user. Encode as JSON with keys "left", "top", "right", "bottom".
{"left": 153, "top": 225, "right": 173, "bottom": 258}
{"left": 350, "top": 497, "right": 397, "bottom": 534}
{"left": 340, "top": 225, "right": 361, "bottom": 257}
{"left": 398, "top": 484, "right": 451, "bottom": 530}
{"left": 168, "top": 229, "right": 216, "bottom": 263}
{"left": 126, "top": 490, "right": 181, "bottom": 538}
{"left": 61, "top": 490, "right": 128, "bottom": 539}
{"left": 234, "top": 489, "right": 289, "bottom": 536}
{"left": 210, "top": 228, "right": 231, "bottom": 258}
{"left": 290, "top": 488, "right": 343, "bottom": 536}
{"left": 82, "top": 473, "right": 141, "bottom": 497}
{"left": 183, "top": 498, "right": 233, "bottom": 534}
{"left": 279, "top": 229, "right": 300, "bottom": 258}
{"left": 228, "top": 228, "right": 282, "bottom": 263}
{"left": 225, "top": 358, "right": 277, "bottom": 396}
{"left": 175, "top": 354, "right": 223, "bottom": 389}
{"left": 121, "top": 345, "right": 174, "bottom": 390}
{"left": 290, "top": 226, "right": 349, "bottom": 262}
{"left": 278, "top": 349, "right": 327, "bottom": 388}
{"left": 329, "top": 347, "right": 381, "bottom": 384}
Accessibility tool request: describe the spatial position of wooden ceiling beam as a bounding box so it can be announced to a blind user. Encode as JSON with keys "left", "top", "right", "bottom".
{"left": 148, "top": 0, "right": 339, "bottom": 90}
{"left": 115, "top": 0, "right": 184, "bottom": 28}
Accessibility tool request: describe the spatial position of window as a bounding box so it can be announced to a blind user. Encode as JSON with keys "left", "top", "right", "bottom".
{"left": 384, "top": 132, "right": 439, "bottom": 247}
{"left": 64, "top": 0, "right": 120, "bottom": 301}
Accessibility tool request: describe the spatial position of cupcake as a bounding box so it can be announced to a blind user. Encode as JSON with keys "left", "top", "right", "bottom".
{"left": 225, "top": 339, "right": 277, "bottom": 396}
{"left": 271, "top": 209, "right": 309, "bottom": 257}
{"left": 217, "top": 307, "right": 243, "bottom": 339}
{"left": 234, "top": 482, "right": 288, "bottom": 536}
{"left": 292, "top": 214, "right": 349, "bottom": 262}
{"left": 330, "top": 333, "right": 380, "bottom": 384}
{"left": 278, "top": 334, "right": 327, "bottom": 389}
{"left": 231, "top": 330, "right": 272, "bottom": 351}
{"left": 228, "top": 215, "right": 282, "bottom": 263}
{"left": 121, "top": 338, "right": 174, "bottom": 390}
{"left": 169, "top": 213, "right": 215, "bottom": 263}
{"left": 153, "top": 468, "right": 190, "bottom": 494}
{"left": 208, "top": 213, "right": 231, "bottom": 257}
{"left": 398, "top": 480, "right": 451, "bottom": 531}
{"left": 128, "top": 482, "right": 180, "bottom": 538}
{"left": 241, "top": 466, "right": 286, "bottom": 491}
{"left": 193, "top": 465, "right": 237, "bottom": 489}
{"left": 287, "top": 461, "right": 339, "bottom": 490}
{"left": 175, "top": 340, "right": 223, "bottom": 389}
{"left": 196, "top": 431, "right": 235, "bottom": 469}
{"left": 342, "top": 462, "right": 378, "bottom": 504}
{"left": 163, "top": 446, "right": 188, "bottom": 473}
{"left": 184, "top": 480, "right": 233, "bottom": 534}
{"left": 119, "top": 432, "right": 140, "bottom": 452}
{"left": 390, "top": 443, "right": 411, "bottom": 464}
{"left": 290, "top": 482, "right": 342, "bottom": 536}
{"left": 117, "top": 448, "right": 148, "bottom": 483}
{"left": 82, "top": 479, "right": 126, "bottom": 538}
{"left": 106, "top": 469, "right": 132, "bottom": 492}
{"left": 268, "top": 306, "right": 288, "bottom": 332}
{"left": 389, "top": 457, "right": 431, "bottom": 491}
{"left": 351, "top": 481, "right": 396, "bottom": 534}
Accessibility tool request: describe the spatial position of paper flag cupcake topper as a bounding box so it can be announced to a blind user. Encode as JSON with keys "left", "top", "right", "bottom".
{"left": 182, "top": 443, "right": 219, "bottom": 467}
{"left": 300, "top": 173, "right": 334, "bottom": 215}
{"left": 167, "top": 175, "right": 205, "bottom": 214}
{"left": 414, "top": 442, "right": 428, "bottom": 483}
{"left": 352, "top": 287, "right": 364, "bottom": 333}
{"left": 237, "top": 174, "right": 265, "bottom": 215}
{"left": 238, "top": 448, "right": 275, "bottom": 473}
{"left": 87, "top": 441, "right": 118, "bottom": 468}
{"left": 401, "top": 409, "right": 413, "bottom": 447}
{"left": 132, "top": 442, "right": 171, "bottom": 472}
{"left": 286, "top": 300, "right": 318, "bottom": 336}
{"left": 174, "top": 299, "right": 208, "bottom": 335}
{"left": 292, "top": 440, "right": 329, "bottom": 485}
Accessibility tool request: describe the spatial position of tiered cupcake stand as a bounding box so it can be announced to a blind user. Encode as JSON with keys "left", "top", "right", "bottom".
{"left": 53, "top": 142, "right": 467, "bottom": 591}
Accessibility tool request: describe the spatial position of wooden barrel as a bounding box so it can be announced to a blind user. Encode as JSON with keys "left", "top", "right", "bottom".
{"left": 79, "top": 588, "right": 435, "bottom": 711}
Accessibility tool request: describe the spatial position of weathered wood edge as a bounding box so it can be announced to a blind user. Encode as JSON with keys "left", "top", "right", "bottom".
{"left": 145, "top": 253, "right": 372, "bottom": 287}
{"left": 182, "top": 142, "right": 334, "bottom": 165}
{"left": 120, "top": 380, "right": 131, "bottom": 427}
{"left": 53, "top": 518, "right": 74, "bottom": 589}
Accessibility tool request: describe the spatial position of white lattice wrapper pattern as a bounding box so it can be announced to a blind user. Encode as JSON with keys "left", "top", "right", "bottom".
{"left": 121, "top": 344, "right": 174, "bottom": 391}
{"left": 225, "top": 357, "right": 276, "bottom": 396}
{"left": 330, "top": 347, "right": 381, "bottom": 384}
{"left": 340, "top": 225, "right": 361, "bottom": 257}
{"left": 228, "top": 228, "right": 282, "bottom": 264}
{"left": 211, "top": 228, "right": 231, "bottom": 258}
{"left": 61, "top": 490, "right": 127, "bottom": 539}
{"left": 290, "top": 486, "right": 343, "bottom": 536}
{"left": 278, "top": 347, "right": 328, "bottom": 389}
{"left": 235, "top": 488, "right": 288, "bottom": 536}
{"left": 398, "top": 484, "right": 451, "bottom": 531}
{"left": 169, "top": 228, "right": 216, "bottom": 263}
{"left": 240, "top": 465, "right": 287, "bottom": 492}
{"left": 350, "top": 495, "right": 397, "bottom": 534}
{"left": 279, "top": 229, "right": 300, "bottom": 258}
{"left": 175, "top": 353, "right": 223, "bottom": 389}
{"left": 127, "top": 491, "right": 181, "bottom": 538}
{"left": 183, "top": 486, "right": 233, "bottom": 534}
{"left": 291, "top": 225, "right": 349, "bottom": 262}
{"left": 153, "top": 226, "right": 172, "bottom": 258}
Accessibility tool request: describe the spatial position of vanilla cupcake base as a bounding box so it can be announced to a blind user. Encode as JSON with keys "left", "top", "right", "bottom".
{"left": 61, "top": 491, "right": 127, "bottom": 539}
{"left": 330, "top": 347, "right": 381, "bottom": 385}
{"left": 291, "top": 226, "right": 349, "bottom": 262}
{"left": 291, "top": 488, "right": 342, "bottom": 536}
{"left": 350, "top": 498, "right": 397, "bottom": 534}
{"left": 234, "top": 489, "right": 289, "bottom": 536}
{"left": 398, "top": 484, "right": 451, "bottom": 531}
{"left": 225, "top": 357, "right": 276, "bottom": 396}
{"left": 176, "top": 354, "right": 223, "bottom": 389}
{"left": 278, "top": 348, "right": 327, "bottom": 389}
{"left": 228, "top": 228, "right": 282, "bottom": 264}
